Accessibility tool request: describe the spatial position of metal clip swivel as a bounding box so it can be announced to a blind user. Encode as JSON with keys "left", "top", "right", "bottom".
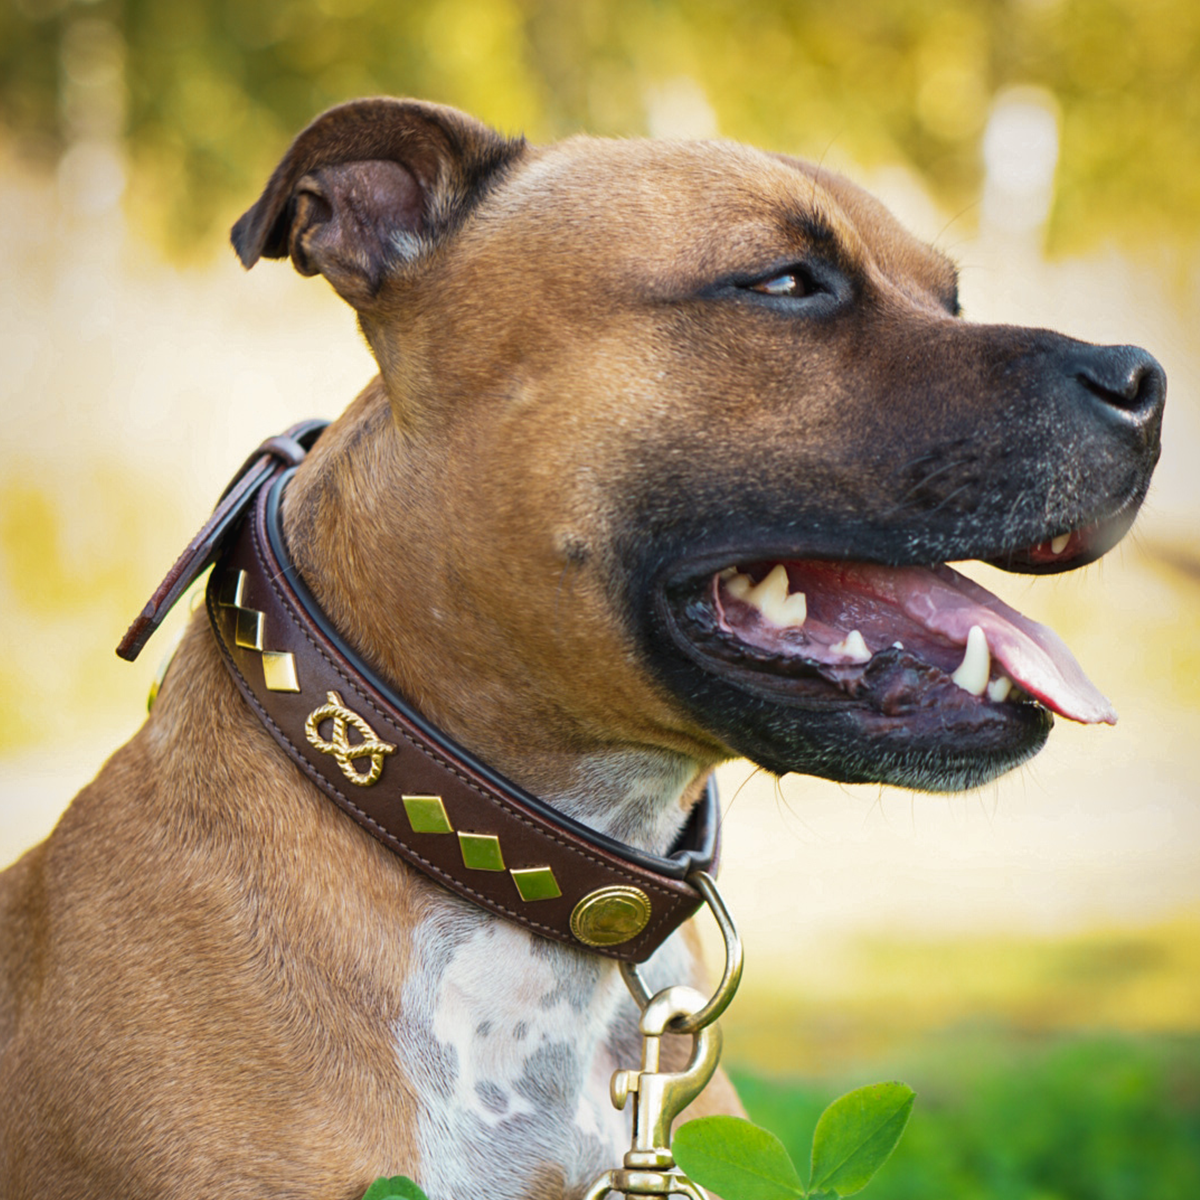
{"left": 581, "top": 985, "right": 721, "bottom": 1200}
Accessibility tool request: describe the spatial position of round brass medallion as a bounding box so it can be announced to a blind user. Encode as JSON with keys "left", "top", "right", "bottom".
{"left": 570, "top": 886, "right": 652, "bottom": 947}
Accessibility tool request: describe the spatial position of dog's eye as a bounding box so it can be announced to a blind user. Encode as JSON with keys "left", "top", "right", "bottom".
{"left": 749, "top": 269, "right": 813, "bottom": 298}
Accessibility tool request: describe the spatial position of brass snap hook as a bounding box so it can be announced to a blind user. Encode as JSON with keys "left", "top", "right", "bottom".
{"left": 613, "top": 985, "right": 724, "bottom": 1158}
{"left": 582, "top": 985, "right": 721, "bottom": 1200}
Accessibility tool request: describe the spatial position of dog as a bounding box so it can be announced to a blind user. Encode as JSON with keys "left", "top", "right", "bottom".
{"left": 0, "top": 97, "right": 1164, "bottom": 1198}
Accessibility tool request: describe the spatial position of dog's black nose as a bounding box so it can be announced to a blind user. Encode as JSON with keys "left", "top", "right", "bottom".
{"left": 1075, "top": 344, "right": 1166, "bottom": 425}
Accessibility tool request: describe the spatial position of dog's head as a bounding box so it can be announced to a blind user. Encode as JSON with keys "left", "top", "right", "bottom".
{"left": 234, "top": 98, "right": 1165, "bottom": 795}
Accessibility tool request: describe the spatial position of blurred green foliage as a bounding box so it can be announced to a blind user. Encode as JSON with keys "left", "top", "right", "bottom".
{"left": 3, "top": 0, "right": 1198, "bottom": 257}
{"left": 734, "top": 1032, "right": 1200, "bottom": 1200}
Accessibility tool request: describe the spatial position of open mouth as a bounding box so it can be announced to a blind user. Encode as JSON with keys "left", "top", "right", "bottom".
{"left": 656, "top": 517, "right": 1124, "bottom": 787}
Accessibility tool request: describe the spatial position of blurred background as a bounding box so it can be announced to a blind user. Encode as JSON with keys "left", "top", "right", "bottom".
{"left": 2, "top": 0, "right": 1198, "bottom": 1191}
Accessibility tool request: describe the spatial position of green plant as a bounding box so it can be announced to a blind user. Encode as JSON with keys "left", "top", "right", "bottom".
{"left": 673, "top": 1082, "right": 915, "bottom": 1200}
{"left": 358, "top": 1083, "right": 912, "bottom": 1200}
{"left": 361, "top": 1176, "right": 428, "bottom": 1200}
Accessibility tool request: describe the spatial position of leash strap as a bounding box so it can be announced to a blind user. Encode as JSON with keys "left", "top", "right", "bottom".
{"left": 124, "top": 422, "right": 720, "bottom": 963}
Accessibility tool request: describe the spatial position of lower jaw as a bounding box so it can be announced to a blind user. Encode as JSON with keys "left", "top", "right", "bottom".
{"left": 830, "top": 727, "right": 1051, "bottom": 792}
{"left": 695, "top": 683, "right": 1054, "bottom": 792}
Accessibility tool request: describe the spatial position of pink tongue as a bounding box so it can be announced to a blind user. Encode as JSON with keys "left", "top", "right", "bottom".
{"left": 850, "top": 562, "right": 1116, "bottom": 725}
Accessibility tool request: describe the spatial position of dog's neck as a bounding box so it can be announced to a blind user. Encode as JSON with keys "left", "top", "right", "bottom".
{"left": 154, "top": 623, "right": 697, "bottom": 1194}
{"left": 280, "top": 383, "right": 718, "bottom": 857}
{"left": 527, "top": 747, "right": 707, "bottom": 853}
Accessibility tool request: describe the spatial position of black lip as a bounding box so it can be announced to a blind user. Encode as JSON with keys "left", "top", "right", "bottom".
{"left": 984, "top": 491, "right": 1146, "bottom": 575}
{"left": 652, "top": 485, "right": 1148, "bottom": 598}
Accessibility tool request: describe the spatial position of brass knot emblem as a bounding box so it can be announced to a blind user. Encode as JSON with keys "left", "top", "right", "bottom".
{"left": 305, "top": 690, "right": 396, "bottom": 787}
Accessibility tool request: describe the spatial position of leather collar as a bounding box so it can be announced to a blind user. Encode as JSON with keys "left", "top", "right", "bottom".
{"left": 120, "top": 423, "right": 719, "bottom": 963}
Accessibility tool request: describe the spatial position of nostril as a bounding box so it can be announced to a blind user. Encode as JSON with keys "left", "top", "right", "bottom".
{"left": 1075, "top": 344, "right": 1167, "bottom": 419}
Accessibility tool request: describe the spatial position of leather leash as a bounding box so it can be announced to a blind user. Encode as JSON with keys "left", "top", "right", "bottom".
{"left": 119, "top": 422, "right": 720, "bottom": 963}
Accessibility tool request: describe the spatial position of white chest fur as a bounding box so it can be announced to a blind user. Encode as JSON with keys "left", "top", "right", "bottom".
{"left": 398, "top": 904, "right": 637, "bottom": 1198}
{"left": 394, "top": 749, "right": 706, "bottom": 1198}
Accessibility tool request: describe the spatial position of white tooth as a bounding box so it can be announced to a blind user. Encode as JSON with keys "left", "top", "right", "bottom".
{"left": 718, "top": 566, "right": 738, "bottom": 580}
{"left": 725, "top": 571, "right": 753, "bottom": 600}
{"left": 951, "top": 624, "right": 990, "bottom": 696}
{"left": 987, "top": 674, "right": 1013, "bottom": 702}
{"left": 831, "top": 629, "right": 871, "bottom": 663}
{"left": 770, "top": 590, "right": 808, "bottom": 628}
{"left": 758, "top": 588, "right": 806, "bottom": 628}
{"left": 1050, "top": 534, "right": 1070, "bottom": 555}
{"left": 724, "top": 564, "right": 807, "bottom": 627}
{"left": 892, "top": 641, "right": 904, "bottom": 650}
{"left": 746, "top": 565, "right": 807, "bottom": 628}
{"left": 747, "top": 563, "right": 790, "bottom": 610}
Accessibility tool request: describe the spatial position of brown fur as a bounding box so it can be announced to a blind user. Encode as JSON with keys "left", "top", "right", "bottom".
{"left": 0, "top": 98, "right": 1163, "bottom": 1196}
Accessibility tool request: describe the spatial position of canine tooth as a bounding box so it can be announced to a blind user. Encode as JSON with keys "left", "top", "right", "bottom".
{"left": 892, "top": 641, "right": 904, "bottom": 650}
{"left": 987, "top": 674, "right": 1014, "bottom": 702}
{"left": 1050, "top": 534, "right": 1070, "bottom": 555}
{"left": 718, "top": 566, "right": 738, "bottom": 580}
{"left": 831, "top": 629, "right": 871, "bottom": 663}
{"left": 951, "top": 625, "right": 990, "bottom": 696}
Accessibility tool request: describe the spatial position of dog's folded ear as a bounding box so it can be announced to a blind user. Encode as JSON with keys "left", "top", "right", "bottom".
{"left": 231, "top": 98, "right": 524, "bottom": 308}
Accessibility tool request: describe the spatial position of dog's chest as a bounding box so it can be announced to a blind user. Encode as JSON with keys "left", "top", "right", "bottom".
{"left": 398, "top": 905, "right": 636, "bottom": 1198}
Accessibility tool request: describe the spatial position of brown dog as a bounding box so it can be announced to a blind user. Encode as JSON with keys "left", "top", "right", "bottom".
{"left": 0, "top": 98, "right": 1164, "bottom": 1198}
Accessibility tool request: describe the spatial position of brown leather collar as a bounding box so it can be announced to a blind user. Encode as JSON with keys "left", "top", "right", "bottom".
{"left": 120, "top": 423, "right": 719, "bottom": 963}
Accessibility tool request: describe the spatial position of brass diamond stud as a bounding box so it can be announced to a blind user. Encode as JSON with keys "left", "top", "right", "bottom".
{"left": 217, "top": 569, "right": 299, "bottom": 692}
{"left": 458, "top": 832, "right": 505, "bottom": 872}
{"left": 217, "top": 570, "right": 247, "bottom": 608}
{"left": 234, "top": 607, "right": 264, "bottom": 651}
{"left": 570, "top": 886, "right": 652, "bottom": 947}
{"left": 262, "top": 650, "right": 300, "bottom": 693}
{"left": 510, "top": 866, "right": 562, "bottom": 903}
{"left": 403, "top": 794, "right": 454, "bottom": 835}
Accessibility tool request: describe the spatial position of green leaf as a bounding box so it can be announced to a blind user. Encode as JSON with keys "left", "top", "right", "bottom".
{"left": 362, "top": 1176, "right": 429, "bottom": 1200}
{"left": 809, "top": 1082, "right": 915, "bottom": 1197}
{"left": 673, "top": 1115, "right": 807, "bottom": 1200}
